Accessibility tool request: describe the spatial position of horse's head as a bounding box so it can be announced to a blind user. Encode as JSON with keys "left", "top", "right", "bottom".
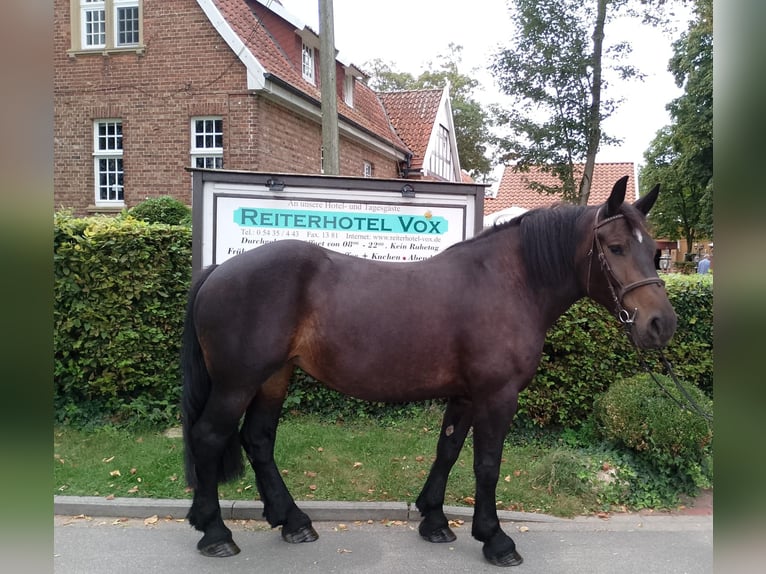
{"left": 582, "top": 176, "right": 677, "bottom": 349}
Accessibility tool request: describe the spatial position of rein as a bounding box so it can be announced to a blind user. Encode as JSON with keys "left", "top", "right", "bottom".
{"left": 587, "top": 209, "right": 713, "bottom": 425}
{"left": 630, "top": 342, "right": 713, "bottom": 424}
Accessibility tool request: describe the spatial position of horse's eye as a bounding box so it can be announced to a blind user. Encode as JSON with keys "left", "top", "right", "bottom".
{"left": 608, "top": 245, "right": 624, "bottom": 256}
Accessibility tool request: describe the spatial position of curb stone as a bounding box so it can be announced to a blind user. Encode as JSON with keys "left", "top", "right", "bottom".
{"left": 53, "top": 495, "right": 567, "bottom": 524}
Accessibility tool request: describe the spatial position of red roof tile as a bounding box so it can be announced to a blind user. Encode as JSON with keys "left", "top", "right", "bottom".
{"left": 484, "top": 162, "right": 636, "bottom": 216}
{"left": 377, "top": 89, "right": 443, "bottom": 171}
{"left": 213, "top": 0, "right": 408, "bottom": 153}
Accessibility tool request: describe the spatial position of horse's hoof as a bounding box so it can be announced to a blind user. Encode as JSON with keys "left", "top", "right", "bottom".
{"left": 484, "top": 549, "right": 523, "bottom": 567}
{"left": 282, "top": 525, "right": 319, "bottom": 544}
{"left": 198, "top": 540, "right": 241, "bottom": 557}
{"left": 420, "top": 525, "right": 457, "bottom": 543}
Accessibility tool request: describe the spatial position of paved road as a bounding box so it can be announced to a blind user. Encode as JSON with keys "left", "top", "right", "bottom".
{"left": 54, "top": 512, "right": 712, "bottom": 573}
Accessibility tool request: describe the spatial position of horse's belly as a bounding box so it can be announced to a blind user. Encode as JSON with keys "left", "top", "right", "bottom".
{"left": 294, "top": 354, "right": 461, "bottom": 403}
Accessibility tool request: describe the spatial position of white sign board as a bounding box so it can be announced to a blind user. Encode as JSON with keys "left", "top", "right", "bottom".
{"left": 191, "top": 170, "right": 486, "bottom": 272}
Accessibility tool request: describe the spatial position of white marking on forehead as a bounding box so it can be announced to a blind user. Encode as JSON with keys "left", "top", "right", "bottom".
{"left": 634, "top": 228, "right": 643, "bottom": 243}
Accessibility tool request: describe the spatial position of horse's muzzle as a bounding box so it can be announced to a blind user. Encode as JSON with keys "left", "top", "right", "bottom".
{"left": 633, "top": 309, "right": 678, "bottom": 349}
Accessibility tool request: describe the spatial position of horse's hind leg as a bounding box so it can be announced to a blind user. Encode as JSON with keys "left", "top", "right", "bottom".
{"left": 240, "top": 365, "right": 318, "bottom": 544}
{"left": 187, "top": 391, "right": 250, "bottom": 557}
{"left": 416, "top": 396, "right": 473, "bottom": 543}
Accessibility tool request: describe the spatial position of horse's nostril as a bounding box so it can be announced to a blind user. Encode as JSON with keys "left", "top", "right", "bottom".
{"left": 651, "top": 316, "right": 662, "bottom": 336}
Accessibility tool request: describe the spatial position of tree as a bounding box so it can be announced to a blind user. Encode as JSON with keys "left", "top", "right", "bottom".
{"left": 365, "top": 44, "right": 494, "bottom": 180}
{"left": 640, "top": 0, "right": 712, "bottom": 254}
{"left": 490, "top": 0, "right": 646, "bottom": 204}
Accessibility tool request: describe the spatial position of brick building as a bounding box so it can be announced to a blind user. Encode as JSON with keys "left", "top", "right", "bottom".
{"left": 54, "top": 0, "right": 462, "bottom": 215}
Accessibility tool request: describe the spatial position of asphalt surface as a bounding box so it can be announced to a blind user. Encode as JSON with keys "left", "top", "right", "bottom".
{"left": 53, "top": 496, "right": 712, "bottom": 573}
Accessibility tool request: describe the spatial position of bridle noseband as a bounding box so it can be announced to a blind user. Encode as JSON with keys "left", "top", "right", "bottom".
{"left": 586, "top": 208, "right": 665, "bottom": 324}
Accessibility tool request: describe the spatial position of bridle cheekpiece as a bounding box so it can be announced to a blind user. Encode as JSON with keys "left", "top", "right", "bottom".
{"left": 586, "top": 208, "right": 665, "bottom": 324}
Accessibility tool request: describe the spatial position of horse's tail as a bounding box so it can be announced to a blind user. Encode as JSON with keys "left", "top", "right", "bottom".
{"left": 181, "top": 265, "right": 245, "bottom": 489}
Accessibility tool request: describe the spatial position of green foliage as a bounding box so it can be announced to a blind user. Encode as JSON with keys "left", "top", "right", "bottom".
{"left": 594, "top": 372, "right": 713, "bottom": 500}
{"left": 54, "top": 213, "right": 712, "bottom": 431}
{"left": 662, "top": 274, "right": 714, "bottom": 395}
{"left": 490, "top": 0, "right": 632, "bottom": 203}
{"left": 640, "top": 0, "right": 713, "bottom": 247}
{"left": 129, "top": 196, "right": 191, "bottom": 226}
{"left": 517, "top": 273, "right": 713, "bottom": 428}
{"left": 54, "top": 213, "right": 192, "bottom": 427}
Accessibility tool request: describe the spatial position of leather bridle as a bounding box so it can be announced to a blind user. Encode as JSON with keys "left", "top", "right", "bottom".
{"left": 586, "top": 208, "right": 665, "bottom": 324}
{"left": 586, "top": 208, "right": 712, "bottom": 424}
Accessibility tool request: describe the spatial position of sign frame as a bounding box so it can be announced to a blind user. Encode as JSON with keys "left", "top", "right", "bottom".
{"left": 190, "top": 169, "right": 487, "bottom": 275}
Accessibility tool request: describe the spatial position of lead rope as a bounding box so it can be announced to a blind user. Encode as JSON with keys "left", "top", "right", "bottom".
{"left": 622, "top": 322, "right": 713, "bottom": 425}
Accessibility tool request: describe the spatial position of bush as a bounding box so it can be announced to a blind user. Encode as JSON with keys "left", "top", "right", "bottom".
{"left": 54, "top": 213, "right": 192, "bottom": 426}
{"left": 129, "top": 196, "right": 191, "bottom": 226}
{"left": 517, "top": 273, "right": 713, "bottom": 427}
{"left": 663, "top": 274, "right": 714, "bottom": 395}
{"left": 593, "top": 372, "right": 713, "bottom": 497}
{"left": 53, "top": 212, "right": 712, "bottom": 430}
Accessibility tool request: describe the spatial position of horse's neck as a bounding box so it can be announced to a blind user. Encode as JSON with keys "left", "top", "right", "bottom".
{"left": 483, "top": 226, "right": 584, "bottom": 331}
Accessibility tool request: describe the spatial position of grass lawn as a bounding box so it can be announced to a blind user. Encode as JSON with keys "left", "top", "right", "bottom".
{"left": 54, "top": 408, "right": 614, "bottom": 518}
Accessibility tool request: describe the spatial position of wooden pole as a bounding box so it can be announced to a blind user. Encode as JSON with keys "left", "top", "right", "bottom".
{"left": 319, "top": 0, "right": 339, "bottom": 175}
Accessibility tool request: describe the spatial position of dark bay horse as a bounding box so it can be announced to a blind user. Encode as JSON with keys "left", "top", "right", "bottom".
{"left": 181, "top": 176, "right": 676, "bottom": 566}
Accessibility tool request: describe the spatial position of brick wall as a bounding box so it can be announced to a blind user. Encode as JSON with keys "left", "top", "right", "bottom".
{"left": 54, "top": 0, "right": 402, "bottom": 215}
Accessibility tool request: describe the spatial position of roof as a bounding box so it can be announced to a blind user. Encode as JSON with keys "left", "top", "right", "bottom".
{"left": 377, "top": 89, "right": 444, "bottom": 171}
{"left": 484, "top": 162, "right": 636, "bottom": 216}
{"left": 207, "top": 0, "right": 408, "bottom": 153}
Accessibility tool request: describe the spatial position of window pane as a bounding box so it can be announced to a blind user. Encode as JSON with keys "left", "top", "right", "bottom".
{"left": 302, "top": 43, "right": 314, "bottom": 82}
{"left": 95, "top": 120, "right": 124, "bottom": 203}
{"left": 192, "top": 118, "right": 222, "bottom": 150}
{"left": 117, "top": 6, "right": 140, "bottom": 45}
{"left": 84, "top": 9, "right": 106, "bottom": 47}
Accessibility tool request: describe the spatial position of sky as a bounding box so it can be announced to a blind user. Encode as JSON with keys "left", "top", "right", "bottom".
{"left": 281, "top": 0, "right": 692, "bottom": 175}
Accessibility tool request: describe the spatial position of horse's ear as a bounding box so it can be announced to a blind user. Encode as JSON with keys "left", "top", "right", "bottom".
{"left": 604, "top": 176, "right": 629, "bottom": 217}
{"left": 634, "top": 184, "right": 660, "bottom": 216}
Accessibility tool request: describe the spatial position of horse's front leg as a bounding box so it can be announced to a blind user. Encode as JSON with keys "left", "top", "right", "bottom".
{"left": 471, "top": 391, "right": 524, "bottom": 567}
{"left": 416, "top": 396, "right": 473, "bottom": 543}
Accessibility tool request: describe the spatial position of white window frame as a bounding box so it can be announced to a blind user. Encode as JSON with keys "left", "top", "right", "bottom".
{"left": 301, "top": 41, "right": 316, "bottom": 84}
{"left": 429, "top": 124, "right": 452, "bottom": 180}
{"left": 81, "top": 0, "right": 106, "bottom": 49}
{"left": 190, "top": 117, "right": 224, "bottom": 170}
{"left": 363, "top": 161, "right": 373, "bottom": 178}
{"left": 74, "top": 0, "right": 143, "bottom": 53}
{"left": 93, "top": 119, "right": 124, "bottom": 206}
{"left": 344, "top": 74, "right": 354, "bottom": 107}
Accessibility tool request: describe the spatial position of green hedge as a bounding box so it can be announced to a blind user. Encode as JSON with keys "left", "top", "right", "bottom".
{"left": 54, "top": 213, "right": 192, "bottom": 426}
{"left": 54, "top": 215, "right": 713, "bottom": 429}
{"left": 519, "top": 273, "right": 713, "bottom": 427}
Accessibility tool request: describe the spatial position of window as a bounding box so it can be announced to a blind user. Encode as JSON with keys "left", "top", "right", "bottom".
{"left": 344, "top": 74, "right": 354, "bottom": 107}
{"left": 115, "top": 0, "right": 140, "bottom": 46}
{"left": 82, "top": 0, "right": 106, "bottom": 48}
{"left": 93, "top": 120, "right": 124, "bottom": 204}
{"left": 301, "top": 41, "right": 315, "bottom": 84}
{"left": 191, "top": 118, "right": 223, "bottom": 169}
{"left": 429, "top": 124, "right": 453, "bottom": 180}
{"left": 363, "top": 161, "right": 374, "bottom": 178}
{"left": 74, "top": 0, "right": 142, "bottom": 52}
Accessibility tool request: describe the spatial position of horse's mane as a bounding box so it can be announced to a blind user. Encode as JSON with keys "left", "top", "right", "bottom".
{"left": 460, "top": 201, "right": 646, "bottom": 290}
{"left": 472, "top": 203, "right": 589, "bottom": 290}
